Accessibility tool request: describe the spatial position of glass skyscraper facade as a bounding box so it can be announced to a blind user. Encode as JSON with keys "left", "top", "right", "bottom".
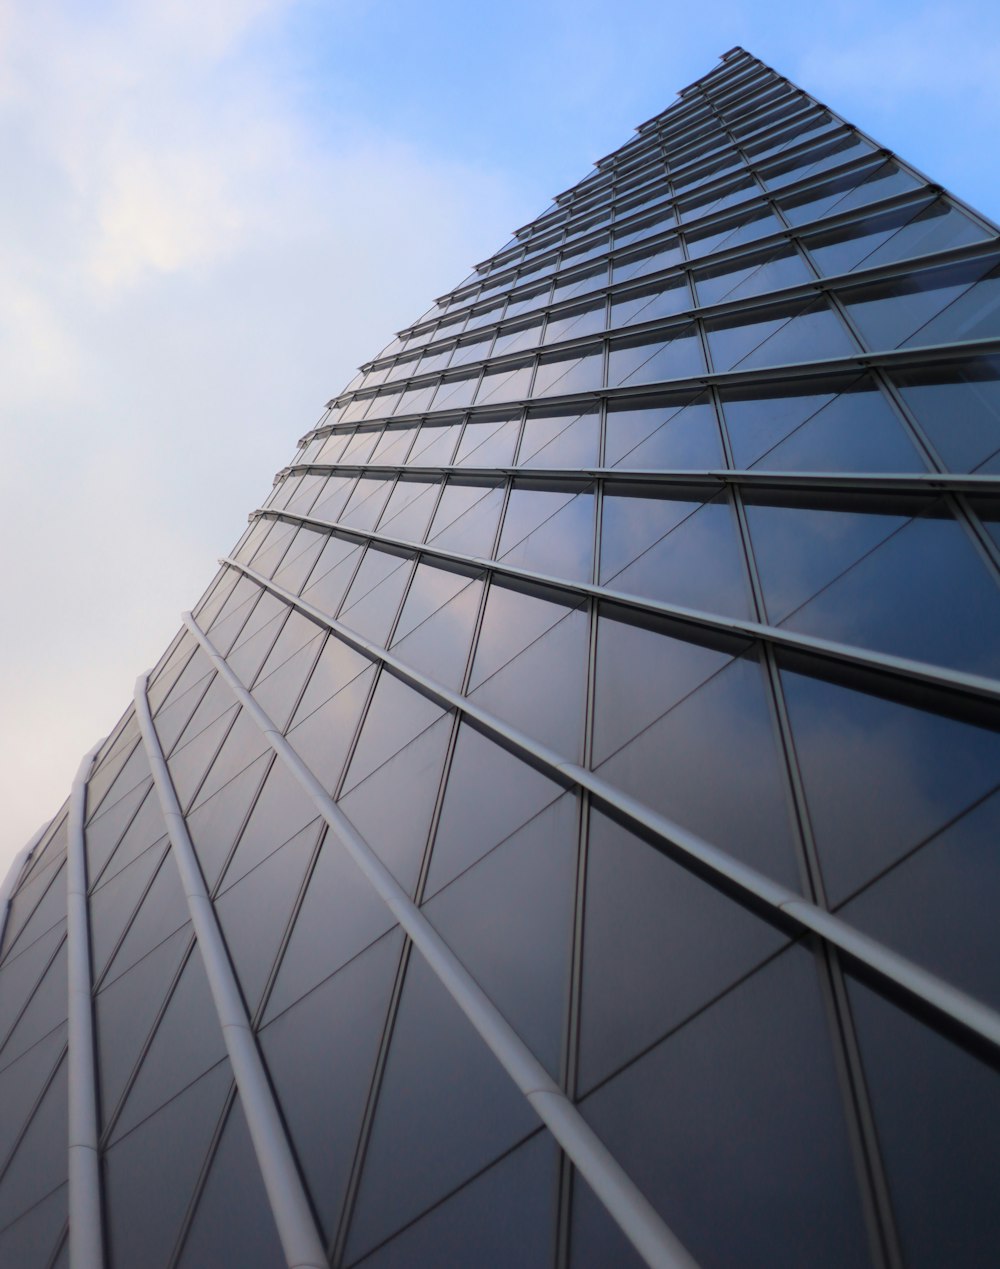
{"left": 2, "top": 44, "right": 999, "bottom": 1269}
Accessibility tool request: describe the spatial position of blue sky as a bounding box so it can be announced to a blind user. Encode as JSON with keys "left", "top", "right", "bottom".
{"left": 1, "top": 0, "right": 998, "bottom": 872}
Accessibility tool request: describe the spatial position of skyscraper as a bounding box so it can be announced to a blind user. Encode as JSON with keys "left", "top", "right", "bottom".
{"left": 1, "top": 42, "right": 999, "bottom": 1268}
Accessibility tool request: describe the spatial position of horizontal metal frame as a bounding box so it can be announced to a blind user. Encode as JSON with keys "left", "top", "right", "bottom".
{"left": 346, "top": 236, "right": 999, "bottom": 407}
{"left": 134, "top": 677, "right": 328, "bottom": 1269}
{"left": 425, "top": 156, "right": 948, "bottom": 341}
{"left": 238, "top": 508, "right": 1000, "bottom": 709}
{"left": 456, "top": 125, "right": 886, "bottom": 310}
{"left": 279, "top": 461, "right": 1000, "bottom": 498}
{"left": 67, "top": 741, "right": 105, "bottom": 1269}
{"left": 309, "top": 335, "right": 1000, "bottom": 451}
{"left": 212, "top": 560, "right": 1000, "bottom": 1060}
{"left": 182, "top": 612, "right": 701, "bottom": 1269}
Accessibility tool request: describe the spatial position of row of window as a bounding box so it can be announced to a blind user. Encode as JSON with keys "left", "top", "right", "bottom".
{"left": 360, "top": 199, "right": 985, "bottom": 391}
{"left": 297, "top": 361, "right": 1000, "bottom": 478}
{"left": 319, "top": 257, "right": 1000, "bottom": 434}
{"left": 435, "top": 120, "right": 881, "bottom": 327}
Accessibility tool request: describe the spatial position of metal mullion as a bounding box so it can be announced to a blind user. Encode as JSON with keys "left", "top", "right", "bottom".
{"left": 556, "top": 493, "right": 605, "bottom": 1266}
{"left": 239, "top": 512, "right": 1000, "bottom": 708}
{"left": 182, "top": 612, "right": 701, "bottom": 1269}
{"left": 815, "top": 941, "right": 906, "bottom": 1269}
{"left": 720, "top": 388, "right": 903, "bottom": 1266}
{"left": 208, "top": 562, "right": 1000, "bottom": 1059}
{"left": 66, "top": 742, "right": 106, "bottom": 1269}
{"left": 134, "top": 676, "right": 329, "bottom": 1269}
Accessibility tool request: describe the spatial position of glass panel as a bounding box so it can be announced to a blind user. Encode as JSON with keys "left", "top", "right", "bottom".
{"left": 780, "top": 667, "right": 1000, "bottom": 904}
{"left": 427, "top": 479, "right": 505, "bottom": 556}
{"left": 0, "top": 1023, "right": 66, "bottom": 1167}
{"left": 694, "top": 246, "right": 812, "bottom": 307}
{"left": 286, "top": 664, "right": 375, "bottom": 793}
{"left": 597, "top": 648, "right": 801, "bottom": 886}
{"left": 605, "top": 394, "right": 722, "bottom": 470}
{"left": 185, "top": 753, "right": 270, "bottom": 892}
{"left": 407, "top": 418, "right": 464, "bottom": 466}
{"left": 518, "top": 408, "right": 600, "bottom": 469}
{"left": 110, "top": 941, "right": 228, "bottom": 1143}
{"left": 343, "top": 670, "right": 446, "bottom": 793}
{"left": 216, "top": 821, "right": 322, "bottom": 1013}
{"left": 841, "top": 788, "right": 1000, "bottom": 1008}
{"left": 579, "top": 810, "right": 787, "bottom": 1092}
{"left": 848, "top": 978, "right": 1000, "bottom": 1268}
{"left": 807, "top": 199, "right": 985, "bottom": 276}
{"left": 578, "top": 947, "right": 868, "bottom": 1269}
{"left": 338, "top": 548, "right": 413, "bottom": 646}
{"left": 426, "top": 723, "right": 564, "bottom": 897}
{"left": 104, "top": 1062, "right": 231, "bottom": 1269}
{"left": 339, "top": 475, "right": 396, "bottom": 532}
{"left": 842, "top": 256, "right": 997, "bottom": 351}
{"left": 745, "top": 492, "right": 911, "bottom": 623}
{"left": 543, "top": 302, "right": 606, "bottom": 345}
{"left": 892, "top": 357, "right": 1000, "bottom": 473}
{"left": 496, "top": 481, "right": 595, "bottom": 582}
{"left": 778, "top": 158, "right": 919, "bottom": 226}
{"left": 377, "top": 478, "right": 438, "bottom": 543}
{"left": 300, "top": 535, "right": 364, "bottom": 618}
{"left": 531, "top": 347, "right": 604, "bottom": 399}
{"left": 95, "top": 925, "right": 192, "bottom": 1129}
{"left": 0, "top": 1052, "right": 67, "bottom": 1234}
{"left": 175, "top": 1095, "right": 283, "bottom": 1269}
{"left": 707, "top": 299, "right": 856, "bottom": 371}
{"left": 339, "top": 715, "right": 452, "bottom": 895}
{"left": 189, "top": 711, "right": 273, "bottom": 813}
{"left": 474, "top": 360, "right": 533, "bottom": 406}
{"left": 468, "top": 583, "right": 589, "bottom": 757}
{"left": 600, "top": 485, "right": 751, "bottom": 617}
{"left": 389, "top": 564, "right": 484, "bottom": 689}
{"left": 609, "top": 278, "right": 691, "bottom": 328}
{"left": 263, "top": 831, "right": 397, "bottom": 1021}
{"left": 89, "top": 840, "right": 168, "bottom": 982}
{"left": 721, "top": 375, "right": 923, "bottom": 473}
{"left": 344, "top": 949, "right": 539, "bottom": 1263}
{"left": 356, "top": 1130, "right": 558, "bottom": 1269}
{"left": 261, "top": 932, "right": 403, "bottom": 1245}
{"left": 607, "top": 326, "right": 705, "bottom": 387}
{"left": 424, "top": 792, "right": 576, "bottom": 1077}
{"left": 101, "top": 848, "right": 188, "bottom": 988}
{"left": 455, "top": 413, "right": 521, "bottom": 467}
{"left": 760, "top": 499, "right": 1000, "bottom": 676}
{"left": 0, "top": 1181, "right": 65, "bottom": 1269}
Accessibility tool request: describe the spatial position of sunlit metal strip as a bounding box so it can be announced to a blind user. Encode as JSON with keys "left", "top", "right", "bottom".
{"left": 181, "top": 612, "right": 701, "bottom": 1269}
{"left": 209, "top": 563, "right": 1000, "bottom": 1057}
{"left": 133, "top": 678, "right": 328, "bottom": 1269}
{"left": 241, "top": 512, "right": 1000, "bottom": 709}
{"left": 67, "top": 740, "right": 106, "bottom": 1269}
{"left": 309, "top": 335, "right": 1000, "bottom": 444}
{"left": 280, "top": 460, "right": 1000, "bottom": 497}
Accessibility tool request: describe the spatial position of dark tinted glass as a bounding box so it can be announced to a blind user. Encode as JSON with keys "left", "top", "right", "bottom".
{"left": 579, "top": 947, "right": 869, "bottom": 1269}
{"left": 848, "top": 979, "right": 1000, "bottom": 1268}
{"left": 344, "top": 950, "right": 539, "bottom": 1262}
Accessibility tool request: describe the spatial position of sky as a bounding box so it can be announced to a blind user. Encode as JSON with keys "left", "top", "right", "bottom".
{"left": 1, "top": 0, "right": 999, "bottom": 876}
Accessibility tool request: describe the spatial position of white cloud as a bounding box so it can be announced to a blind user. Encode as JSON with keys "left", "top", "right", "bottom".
{"left": 0, "top": 0, "right": 532, "bottom": 874}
